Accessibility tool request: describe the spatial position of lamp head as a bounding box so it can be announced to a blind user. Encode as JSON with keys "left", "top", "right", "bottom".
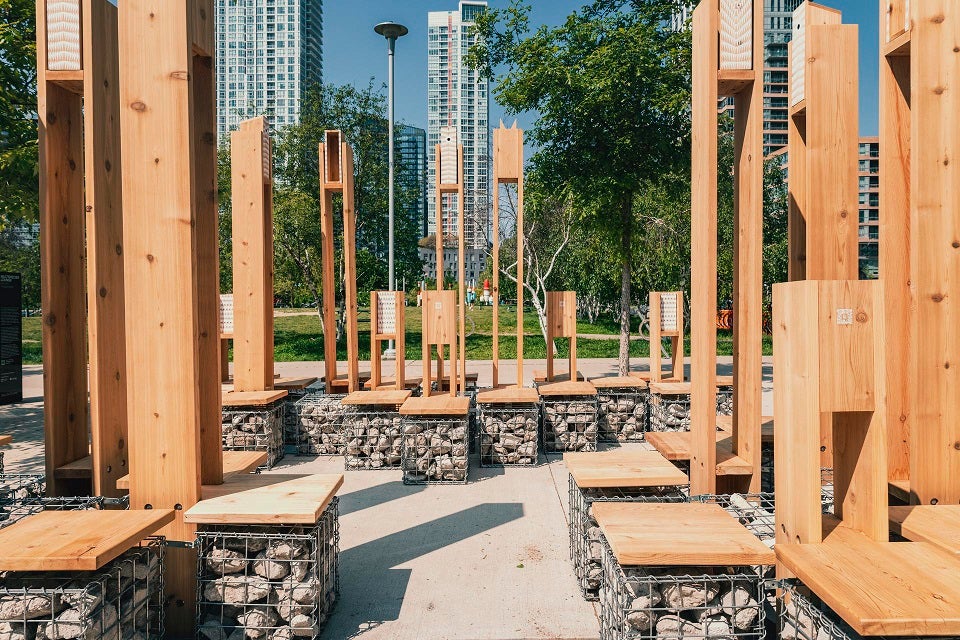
{"left": 375, "top": 22, "right": 409, "bottom": 39}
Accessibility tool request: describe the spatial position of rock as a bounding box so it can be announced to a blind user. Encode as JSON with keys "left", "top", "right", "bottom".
{"left": 45, "top": 604, "right": 118, "bottom": 640}
{"left": 656, "top": 615, "right": 702, "bottom": 638}
{"left": 720, "top": 584, "right": 759, "bottom": 630}
{"left": 0, "top": 622, "right": 26, "bottom": 640}
{"left": 782, "top": 599, "right": 817, "bottom": 640}
{"left": 287, "top": 615, "right": 314, "bottom": 637}
{"left": 199, "top": 619, "right": 245, "bottom": 640}
{"left": 649, "top": 393, "right": 691, "bottom": 432}
{"left": 342, "top": 407, "right": 403, "bottom": 469}
{"left": 294, "top": 395, "right": 345, "bottom": 454}
{"left": 542, "top": 398, "right": 597, "bottom": 452}
{"left": 238, "top": 609, "right": 278, "bottom": 639}
{"left": 205, "top": 548, "right": 248, "bottom": 575}
{"left": 203, "top": 576, "right": 272, "bottom": 604}
{"left": 0, "top": 595, "right": 54, "bottom": 620}
{"left": 402, "top": 418, "right": 468, "bottom": 483}
{"left": 702, "top": 615, "right": 734, "bottom": 639}
{"left": 662, "top": 582, "right": 719, "bottom": 609}
{"left": 252, "top": 552, "right": 290, "bottom": 581}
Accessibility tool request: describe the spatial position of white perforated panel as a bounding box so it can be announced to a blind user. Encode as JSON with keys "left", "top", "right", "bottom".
{"left": 46, "top": 0, "right": 81, "bottom": 71}
{"left": 261, "top": 130, "right": 271, "bottom": 182}
{"left": 219, "top": 294, "right": 234, "bottom": 335}
{"left": 376, "top": 292, "right": 396, "bottom": 334}
{"left": 790, "top": 2, "right": 806, "bottom": 107}
{"left": 660, "top": 293, "right": 679, "bottom": 332}
{"left": 719, "top": 0, "right": 752, "bottom": 70}
{"left": 439, "top": 126, "right": 458, "bottom": 185}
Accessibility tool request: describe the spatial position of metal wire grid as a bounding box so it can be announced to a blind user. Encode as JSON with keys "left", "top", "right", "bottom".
{"left": 600, "top": 542, "right": 767, "bottom": 640}
{"left": 692, "top": 493, "right": 776, "bottom": 545}
{"left": 195, "top": 498, "right": 339, "bottom": 640}
{"left": 716, "top": 386, "right": 734, "bottom": 416}
{"left": 293, "top": 393, "right": 346, "bottom": 456}
{"left": 648, "top": 392, "right": 691, "bottom": 433}
{"left": 820, "top": 468, "right": 835, "bottom": 515}
{"left": 400, "top": 417, "right": 469, "bottom": 485}
{"left": 221, "top": 400, "right": 286, "bottom": 469}
{"left": 282, "top": 384, "right": 324, "bottom": 446}
{"left": 341, "top": 406, "right": 403, "bottom": 470}
{"left": 597, "top": 389, "right": 649, "bottom": 443}
{"left": 0, "top": 474, "right": 46, "bottom": 530}
{"left": 0, "top": 537, "right": 165, "bottom": 640}
{"left": 476, "top": 403, "right": 540, "bottom": 467}
{"left": 541, "top": 396, "right": 599, "bottom": 454}
{"left": 776, "top": 580, "right": 872, "bottom": 640}
{"left": 0, "top": 451, "right": 3, "bottom": 475}
{"left": 569, "top": 475, "right": 688, "bottom": 601}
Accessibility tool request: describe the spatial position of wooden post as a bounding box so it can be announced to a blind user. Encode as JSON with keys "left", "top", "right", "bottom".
{"left": 545, "top": 291, "right": 577, "bottom": 382}
{"left": 690, "top": 0, "right": 764, "bottom": 495}
{"left": 773, "top": 280, "right": 888, "bottom": 550}
{"left": 370, "top": 291, "right": 406, "bottom": 390}
{"left": 231, "top": 117, "right": 274, "bottom": 393}
{"left": 648, "top": 292, "right": 685, "bottom": 383}
{"left": 422, "top": 290, "right": 458, "bottom": 398}
{"left": 491, "top": 123, "right": 525, "bottom": 388}
{"left": 434, "top": 126, "right": 464, "bottom": 394}
{"left": 119, "top": 0, "right": 220, "bottom": 633}
{"left": 787, "top": 2, "right": 859, "bottom": 466}
{"left": 320, "top": 131, "right": 359, "bottom": 393}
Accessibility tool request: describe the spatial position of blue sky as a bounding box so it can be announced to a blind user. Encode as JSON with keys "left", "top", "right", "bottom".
{"left": 323, "top": 1, "right": 880, "bottom": 137}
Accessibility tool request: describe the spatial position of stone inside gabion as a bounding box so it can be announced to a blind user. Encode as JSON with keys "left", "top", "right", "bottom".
{"left": 597, "top": 392, "right": 646, "bottom": 442}
{"left": 295, "top": 396, "right": 345, "bottom": 455}
{"left": 197, "top": 520, "right": 337, "bottom": 640}
{"left": 402, "top": 419, "right": 468, "bottom": 483}
{"left": 648, "top": 394, "right": 690, "bottom": 432}
{"left": 222, "top": 405, "right": 284, "bottom": 468}
{"left": 0, "top": 476, "right": 46, "bottom": 530}
{"left": 543, "top": 400, "right": 598, "bottom": 452}
{"left": 478, "top": 408, "right": 538, "bottom": 465}
{"left": 717, "top": 387, "right": 734, "bottom": 416}
{"left": 0, "top": 543, "right": 162, "bottom": 640}
{"left": 343, "top": 408, "right": 403, "bottom": 470}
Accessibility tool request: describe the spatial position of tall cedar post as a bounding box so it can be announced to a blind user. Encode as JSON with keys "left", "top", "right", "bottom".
{"left": 370, "top": 291, "right": 406, "bottom": 390}
{"left": 787, "top": 2, "right": 859, "bottom": 467}
{"left": 118, "top": 0, "right": 222, "bottom": 634}
{"left": 433, "top": 126, "right": 464, "bottom": 395}
{"left": 491, "top": 124, "right": 525, "bottom": 388}
{"left": 231, "top": 117, "right": 275, "bottom": 393}
{"left": 690, "top": 0, "right": 764, "bottom": 495}
{"left": 320, "top": 132, "right": 360, "bottom": 393}
{"left": 546, "top": 291, "right": 577, "bottom": 382}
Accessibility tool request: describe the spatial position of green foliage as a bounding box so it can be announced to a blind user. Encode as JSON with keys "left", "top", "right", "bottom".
{"left": 0, "top": 0, "right": 39, "bottom": 227}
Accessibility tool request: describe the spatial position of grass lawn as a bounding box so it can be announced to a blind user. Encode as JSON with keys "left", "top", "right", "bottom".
{"left": 21, "top": 307, "right": 773, "bottom": 365}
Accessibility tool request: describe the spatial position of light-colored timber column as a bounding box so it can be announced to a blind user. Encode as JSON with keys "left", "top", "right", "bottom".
{"left": 909, "top": 0, "right": 960, "bottom": 506}
{"left": 36, "top": 0, "right": 88, "bottom": 496}
{"left": 545, "top": 291, "right": 577, "bottom": 382}
{"left": 434, "top": 126, "right": 465, "bottom": 394}
{"left": 319, "top": 131, "right": 360, "bottom": 393}
{"left": 787, "top": 2, "right": 859, "bottom": 467}
{"left": 879, "top": 0, "right": 912, "bottom": 491}
{"left": 491, "top": 123, "right": 525, "bottom": 388}
{"left": 231, "top": 117, "right": 275, "bottom": 392}
{"left": 119, "top": 0, "right": 221, "bottom": 633}
{"left": 82, "top": 0, "right": 128, "bottom": 498}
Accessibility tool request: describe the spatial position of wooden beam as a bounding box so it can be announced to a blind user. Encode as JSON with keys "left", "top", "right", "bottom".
{"left": 231, "top": 117, "right": 274, "bottom": 392}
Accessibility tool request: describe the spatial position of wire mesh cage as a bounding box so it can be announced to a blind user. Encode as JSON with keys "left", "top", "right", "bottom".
{"left": 569, "top": 475, "right": 687, "bottom": 601}
{"left": 648, "top": 392, "right": 691, "bottom": 433}
{"left": 477, "top": 404, "right": 539, "bottom": 467}
{"left": 341, "top": 405, "right": 403, "bottom": 470}
{"left": 0, "top": 494, "right": 117, "bottom": 531}
{"left": 283, "top": 384, "right": 324, "bottom": 446}
{"left": 196, "top": 498, "right": 339, "bottom": 640}
{"left": 820, "top": 468, "right": 835, "bottom": 515}
{"left": 222, "top": 400, "right": 285, "bottom": 469}
{"left": 600, "top": 542, "right": 767, "bottom": 640}
{"left": 0, "top": 537, "right": 165, "bottom": 640}
{"left": 542, "top": 397, "right": 599, "bottom": 453}
{"left": 293, "top": 394, "right": 346, "bottom": 456}
{"left": 761, "top": 444, "right": 774, "bottom": 494}
{"left": 776, "top": 580, "right": 875, "bottom": 640}
{"left": 400, "top": 417, "right": 469, "bottom": 484}
{"left": 692, "top": 493, "right": 776, "bottom": 547}
{"left": 597, "top": 389, "right": 649, "bottom": 443}
{"left": 0, "top": 474, "right": 46, "bottom": 530}
{"left": 716, "top": 386, "right": 734, "bottom": 416}
{"left": 0, "top": 451, "right": 3, "bottom": 475}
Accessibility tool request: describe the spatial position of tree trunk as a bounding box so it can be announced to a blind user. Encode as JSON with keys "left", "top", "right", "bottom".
{"left": 618, "top": 194, "right": 633, "bottom": 376}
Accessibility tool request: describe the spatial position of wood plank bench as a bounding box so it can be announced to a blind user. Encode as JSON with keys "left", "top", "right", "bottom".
{"left": 274, "top": 376, "right": 319, "bottom": 391}
{"left": 537, "top": 381, "right": 597, "bottom": 397}
{"left": 715, "top": 414, "right": 775, "bottom": 443}
{"left": 0, "top": 509, "right": 174, "bottom": 571}
{"left": 363, "top": 376, "right": 422, "bottom": 392}
{"left": 777, "top": 540, "right": 960, "bottom": 637}
{"left": 533, "top": 370, "right": 585, "bottom": 383}
{"left": 645, "top": 430, "right": 752, "bottom": 475}
{"left": 889, "top": 505, "right": 960, "bottom": 555}
{"left": 116, "top": 450, "right": 267, "bottom": 491}
{"left": 324, "top": 372, "right": 372, "bottom": 394}
{"left": 588, "top": 375, "right": 649, "bottom": 390}
{"left": 54, "top": 455, "right": 92, "bottom": 479}
{"left": 342, "top": 389, "right": 412, "bottom": 407}
{"left": 400, "top": 395, "right": 471, "bottom": 417}
{"left": 222, "top": 389, "right": 288, "bottom": 407}
{"left": 564, "top": 449, "right": 688, "bottom": 489}
{"left": 888, "top": 478, "right": 911, "bottom": 503}
{"left": 595, "top": 502, "right": 775, "bottom": 566}
{"left": 186, "top": 474, "right": 343, "bottom": 525}
{"left": 475, "top": 386, "right": 540, "bottom": 404}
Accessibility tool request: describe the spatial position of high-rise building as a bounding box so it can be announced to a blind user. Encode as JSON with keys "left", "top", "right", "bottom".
{"left": 762, "top": 0, "right": 802, "bottom": 156}
{"left": 426, "top": 1, "right": 491, "bottom": 250}
{"left": 397, "top": 125, "right": 429, "bottom": 238}
{"left": 215, "top": 0, "right": 323, "bottom": 140}
{"left": 858, "top": 137, "right": 879, "bottom": 278}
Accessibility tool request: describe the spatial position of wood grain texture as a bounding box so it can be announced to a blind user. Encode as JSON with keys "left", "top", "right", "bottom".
{"left": 536, "top": 381, "right": 597, "bottom": 397}
{"left": 341, "top": 389, "right": 411, "bottom": 407}
{"left": 54, "top": 454, "right": 91, "bottom": 479}
{"left": 889, "top": 505, "right": 960, "bottom": 554}
{"left": 475, "top": 386, "right": 540, "bottom": 404}
{"left": 185, "top": 474, "right": 343, "bottom": 525}
{"left": 117, "top": 450, "right": 266, "bottom": 490}
{"left": 587, "top": 376, "right": 648, "bottom": 389}
{"left": 422, "top": 289, "right": 458, "bottom": 398}
{"left": 594, "top": 502, "right": 775, "bottom": 567}
{"left": 776, "top": 541, "right": 960, "bottom": 636}
{"left": 0, "top": 510, "right": 174, "bottom": 571}
{"left": 565, "top": 450, "right": 688, "bottom": 488}
{"left": 546, "top": 291, "right": 577, "bottom": 383}
{"left": 399, "top": 395, "right": 470, "bottom": 417}
{"left": 222, "top": 389, "right": 287, "bottom": 407}
{"left": 274, "top": 376, "right": 319, "bottom": 391}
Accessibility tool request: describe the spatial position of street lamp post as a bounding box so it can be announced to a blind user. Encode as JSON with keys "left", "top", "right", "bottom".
{"left": 375, "top": 21, "right": 408, "bottom": 360}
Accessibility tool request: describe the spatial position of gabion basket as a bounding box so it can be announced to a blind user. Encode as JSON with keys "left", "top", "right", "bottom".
{"left": 777, "top": 580, "right": 865, "bottom": 640}
{"left": 0, "top": 537, "right": 165, "bottom": 640}
{"left": 692, "top": 493, "right": 776, "bottom": 547}
{"left": 597, "top": 389, "right": 649, "bottom": 443}
{"left": 196, "top": 498, "right": 339, "bottom": 640}
{"left": 716, "top": 385, "right": 733, "bottom": 416}
{"left": 600, "top": 542, "right": 767, "bottom": 640}
{"left": 293, "top": 394, "right": 346, "bottom": 456}
{"left": 569, "top": 475, "right": 687, "bottom": 601}
{"left": 283, "top": 384, "right": 324, "bottom": 446}
{"left": 0, "top": 474, "right": 46, "bottom": 530}
{"left": 222, "top": 399, "right": 285, "bottom": 469}
{"left": 342, "top": 405, "right": 403, "bottom": 470}
{"left": 477, "top": 404, "right": 539, "bottom": 467}
{"left": 648, "top": 391, "right": 690, "bottom": 433}
{"left": 541, "top": 396, "right": 599, "bottom": 453}
{"left": 400, "top": 417, "right": 469, "bottom": 485}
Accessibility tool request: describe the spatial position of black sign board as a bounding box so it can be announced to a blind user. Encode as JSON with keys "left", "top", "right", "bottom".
{"left": 0, "top": 273, "right": 22, "bottom": 405}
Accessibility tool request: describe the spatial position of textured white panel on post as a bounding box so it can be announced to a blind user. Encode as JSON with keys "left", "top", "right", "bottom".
{"left": 660, "top": 293, "right": 678, "bottom": 332}
{"left": 439, "top": 126, "right": 458, "bottom": 185}
{"left": 45, "top": 0, "right": 81, "bottom": 71}
{"left": 790, "top": 3, "right": 806, "bottom": 107}
{"left": 904, "top": 0, "right": 909, "bottom": 32}
{"left": 376, "top": 292, "right": 396, "bottom": 334}
{"left": 261, "top": 131, "right": 271, "bottom": 183}
{"left": 719, "top": 0, "right": 752, "bottom": 70}
{"left": 219, "top": 294, "right": 234, "bottom": 335}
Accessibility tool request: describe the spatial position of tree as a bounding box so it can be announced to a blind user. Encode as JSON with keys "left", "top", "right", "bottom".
{"left": 468, "top": 0, "right": 692, "bottom": 375}
{"left": 0, "top": 0, "right": 39, "bottom": 227}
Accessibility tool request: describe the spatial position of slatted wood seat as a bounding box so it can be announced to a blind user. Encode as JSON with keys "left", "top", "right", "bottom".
{"left": 363, "top": 376, "right": 422, "bottom": 392}
{"left": 475, "top": 386, "right": 540, "bottom": 405}
{"left": 342, "top": 389, "right": 411, "bottom": 407}
{"left": 54, "top": 454, "right": 92, "bottom": 479}
{"left": 117, "top": 450, "right": 267, "bottom": 491}
{"left": 645, "top": 430, "right": 752, "bottom": 476}
{"left": 564, "top": 449, "right": 689, "bottom": 488}
{"left": 537, "top": 381, "right": 597, "bottom": 397}
{"left": 648, "top": 381, "right": 691, "bottom": 395}
{"left": 533, "top": 370, "right": 585, "bottom": 383}
{"left": 400, "top": 395, "right": 471, "bottom": 417}
{"left": 274, "top": 376, "right": 319, "bottom": 391}
{"left": 588, "top": 375, "right": 649, "bottom": 390}
{"left": 324, "top": 372, "right": 372, "bottom": 394}
{"left": 187, "top": 474, "right": 343, "bottom": 525}
{"left": 715, "top": 414, "right": 775, "bottom": 443}
{"left": 222, "top": 389, "right": 288, "bottom": 407}
{"left": 889, "top": 505, "right": 960, "bottom": 555}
